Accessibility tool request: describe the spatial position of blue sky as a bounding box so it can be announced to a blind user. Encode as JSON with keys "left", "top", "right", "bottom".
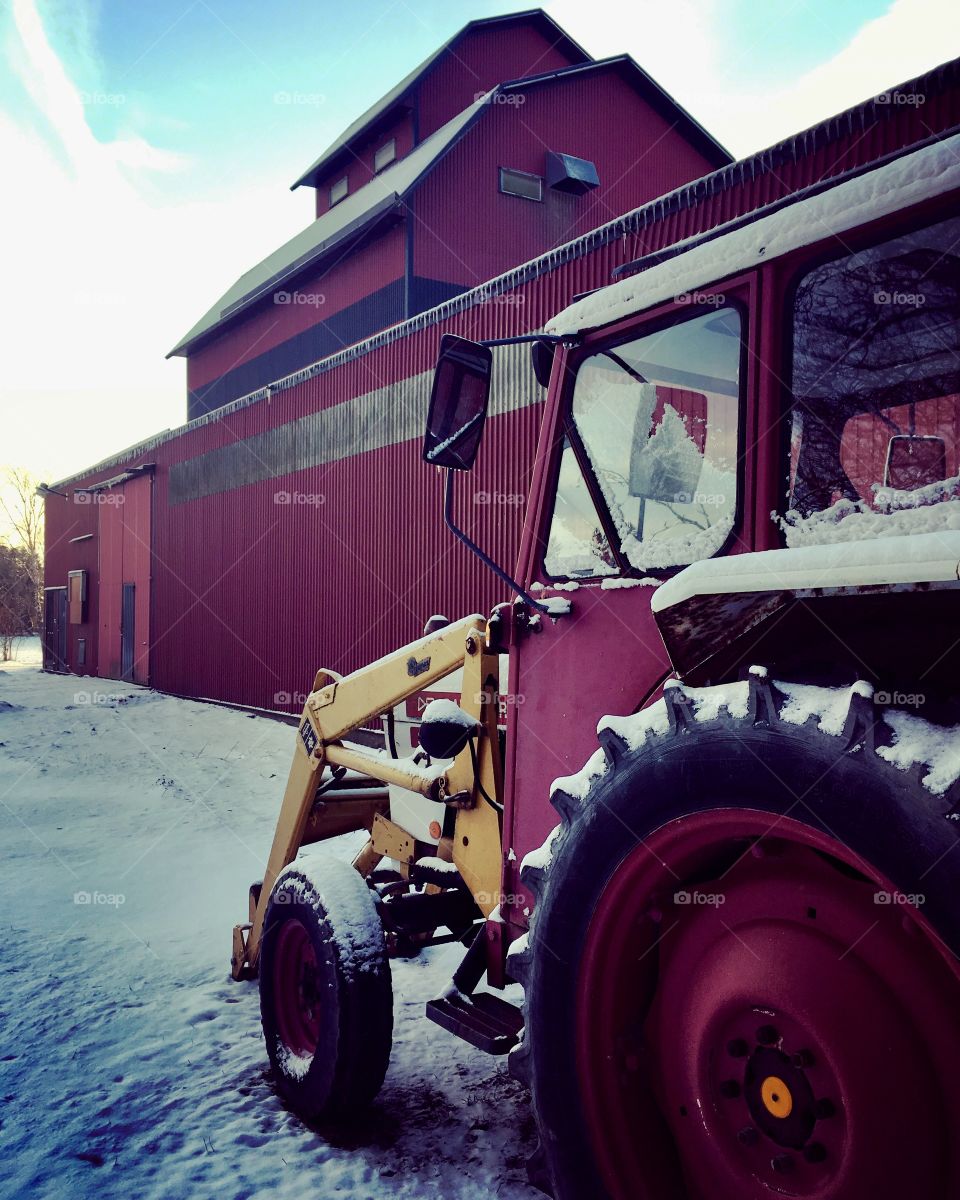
{"left": 16, "top": 0, "right": 891, "bottom": 203}
{"left": 1, "top": 0, "right": 958, "bottom": 496}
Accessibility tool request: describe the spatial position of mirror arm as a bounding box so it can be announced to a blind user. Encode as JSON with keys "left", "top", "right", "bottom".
{"left": 479, "top": 333, "right": 571, "bottom": 348}
{"left": 442, "top": 471, "right": 551, "bottom": 614}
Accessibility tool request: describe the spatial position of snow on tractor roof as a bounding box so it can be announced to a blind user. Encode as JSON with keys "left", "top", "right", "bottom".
{"left": 651, "top": 529, "right": 960, "bottom": 613}
{"left": 546, "top": 132, "right": 960, "bottom": 339}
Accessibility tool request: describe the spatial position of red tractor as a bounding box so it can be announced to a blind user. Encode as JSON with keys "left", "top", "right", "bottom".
{"left": 233, "top": 131, "right": 960, "bottom": 1198}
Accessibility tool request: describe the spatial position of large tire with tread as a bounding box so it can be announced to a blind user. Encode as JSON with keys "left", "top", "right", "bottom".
{"left": 510, "top": 672, "right": 960, "bottom": 1200}
{"left": 259, "top": 857, "right": 393, "bottom": 1121}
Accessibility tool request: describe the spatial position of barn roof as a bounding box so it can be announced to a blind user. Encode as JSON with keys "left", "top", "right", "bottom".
{"left": 169, "top": 55, "right": 730, "bottom": 359}
{"left": 167, "top": 94, "right": 488, "bottom": 358}
{"left": 288, "top": 9, "right": 591, "bottom": 191}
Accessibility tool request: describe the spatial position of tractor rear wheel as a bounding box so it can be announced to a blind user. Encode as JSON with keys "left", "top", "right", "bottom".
{"left": 259, "top": 857, "right": 393, "bottom": 1121}
{"left": 510, "top": 674, "right": 960, "bottom": 1200}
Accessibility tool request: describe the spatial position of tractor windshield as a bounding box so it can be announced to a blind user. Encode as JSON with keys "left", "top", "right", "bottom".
{"left": 784, "top": 212, "right": 960, "bottom": 546}
{"left": 545, "top": 306, "right": 742, "bottom": 577}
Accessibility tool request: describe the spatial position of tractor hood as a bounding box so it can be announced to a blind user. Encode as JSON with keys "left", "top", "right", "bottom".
{"left": 652, "top": 532, "right": 960, "bottom": 689}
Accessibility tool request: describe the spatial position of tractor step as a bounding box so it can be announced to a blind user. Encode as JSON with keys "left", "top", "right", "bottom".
{"left": 425, "top": 989, "right": 523, "bottom": 1054}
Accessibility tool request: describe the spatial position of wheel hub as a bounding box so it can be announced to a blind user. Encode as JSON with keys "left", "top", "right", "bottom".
{"left": 273, "top": 917, "right": 323, "bottom": 1057}
{"left": 711, "top": 1011, "right": 838, "bottom": 1185}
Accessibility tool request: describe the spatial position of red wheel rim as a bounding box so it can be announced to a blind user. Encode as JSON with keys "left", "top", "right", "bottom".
{"left": 575, "top": 811, "right": 960, "bottom": 1200}
{"left": 273, "top": 917, "right": 323, "bottom": 1059}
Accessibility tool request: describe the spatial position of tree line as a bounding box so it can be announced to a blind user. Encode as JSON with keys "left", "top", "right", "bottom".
{"left": 1, "top": 468, "right": 43, "bottom": 661}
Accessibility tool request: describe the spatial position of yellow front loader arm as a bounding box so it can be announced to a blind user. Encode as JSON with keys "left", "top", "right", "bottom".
{"left": 231, "top": 613, "right": 503, "bottom": 980}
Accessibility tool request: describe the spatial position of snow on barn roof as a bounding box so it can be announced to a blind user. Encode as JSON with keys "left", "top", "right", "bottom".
{"left": 546, "top": 128, "right": 960, "bottom": 338}
{"left": 167, "top": 95, "right": 489, "bottom": 358}
{"left": 288, "top": 9, "right": 592, "bottom": 191}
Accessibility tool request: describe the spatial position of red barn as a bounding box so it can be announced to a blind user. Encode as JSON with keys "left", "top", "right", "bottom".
{"left": 42, "top": 13, "right": 960, "bottom": 712}
{"left": 171, "top": 10, "right": 729, "bottom": 419}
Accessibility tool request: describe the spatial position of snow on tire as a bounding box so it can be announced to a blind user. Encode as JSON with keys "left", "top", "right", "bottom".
{"left": 509, "top": 670, "right": 960, "bottom": 1200}
{"left": 259, "top": 856, "right": 393, "bottom": 1122}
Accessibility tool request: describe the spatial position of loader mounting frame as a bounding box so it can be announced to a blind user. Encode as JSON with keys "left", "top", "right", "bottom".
{"left": 231, "top": 613, "right": 504, "bottom": 980}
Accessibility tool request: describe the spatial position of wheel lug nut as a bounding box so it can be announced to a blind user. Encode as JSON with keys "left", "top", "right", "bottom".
{"left": 771, "top": 1154, "right": 795, "bottom": 1174}
{"left": 719, "top": 1079, "right": 741, "bottom": 1099}
{"left": 737, "top": 1126, "right": 758, "bottom": 1146}
{"left": 757, "top": 1024, "right": 779, "bottom": 1045}
{"left": 815, "top": 1098, "right": 836, "bottom": 1119}
{"left": 804, "top": 1143, "right": 827, "bottom": 1164}
{"left": 792, "top": 1049, "right": 815, "bottom": 1068}
{"left": 727, "top": 1038, "right": 749, "bottom": 1058}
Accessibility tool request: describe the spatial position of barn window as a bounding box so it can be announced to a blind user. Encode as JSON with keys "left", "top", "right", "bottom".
{"left": 329, "top": 176, "right": 348, "bottom": 206}
{"left": 499, "top": 167, "right": 543, "bottom": 202}
{"left": 374, "top": 139, "right": 396, "bottom": 172}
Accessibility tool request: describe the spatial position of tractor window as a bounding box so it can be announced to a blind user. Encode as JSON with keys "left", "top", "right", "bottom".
{"left": 544, "top": 439, "right": 618, "bottom": 578}
{"left": 785, "top": 213, "right": 960, "bottom": 545}
{"left": 560, "top": 307, "right": 742, "bottom": 572}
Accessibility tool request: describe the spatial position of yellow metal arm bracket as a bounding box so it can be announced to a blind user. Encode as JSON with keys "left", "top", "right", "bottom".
{"left": 449, "top": 630, "right": 504, "bottom": 918}
{"left": 231, "top": 614, "right": 485, "bottom": 979}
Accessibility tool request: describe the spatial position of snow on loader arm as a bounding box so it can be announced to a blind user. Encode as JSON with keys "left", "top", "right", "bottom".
{"left": 230, "top": 611, "right": 503, "bottom": 982}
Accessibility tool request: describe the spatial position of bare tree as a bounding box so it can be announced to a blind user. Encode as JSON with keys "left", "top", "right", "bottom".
{"left": 0, "top": 467, "right": 44, "bottom": 640}
{"left": 0, "top": 545, "right": 37, "bottom": 660}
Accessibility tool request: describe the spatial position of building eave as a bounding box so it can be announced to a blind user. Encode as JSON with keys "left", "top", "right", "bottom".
{"left": 289, "top": 8, "right": 592, "bottom": 191}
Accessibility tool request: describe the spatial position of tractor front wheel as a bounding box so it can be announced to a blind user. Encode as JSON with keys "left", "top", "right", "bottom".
{"left": 510, "top": 675, "right": 960, "bottom": 1199}
{"left": 259, "top": 857, "right": 393, "bottom": 1121}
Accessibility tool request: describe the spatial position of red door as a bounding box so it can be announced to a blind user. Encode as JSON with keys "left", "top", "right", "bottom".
{"left": 98, "top": 475, "right": 151, "bottom": 683}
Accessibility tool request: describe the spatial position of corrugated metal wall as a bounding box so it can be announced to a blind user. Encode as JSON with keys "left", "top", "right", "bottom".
{"left": 45, "top": 57, "right": 960, "bottom": 708}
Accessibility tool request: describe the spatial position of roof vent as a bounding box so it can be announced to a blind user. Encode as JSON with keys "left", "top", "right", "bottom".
{"left": 545, "top": 152, "right": 600, "bottom": 195}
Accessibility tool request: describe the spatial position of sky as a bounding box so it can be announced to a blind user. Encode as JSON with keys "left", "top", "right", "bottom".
{"left": 1, "top": 0, "right": 959, "bottom": 517}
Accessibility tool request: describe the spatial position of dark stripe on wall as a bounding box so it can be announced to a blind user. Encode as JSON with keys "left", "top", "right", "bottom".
{"left": 169, "top": 343, "right": 543, "bottom": 505}
{"left": 187, "top": 275, "right": 468, "bottom": 420}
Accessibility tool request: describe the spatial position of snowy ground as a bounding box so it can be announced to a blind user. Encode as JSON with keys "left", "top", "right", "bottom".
{"left": 0, "top": 641, "right": 539, "bottom": 1199}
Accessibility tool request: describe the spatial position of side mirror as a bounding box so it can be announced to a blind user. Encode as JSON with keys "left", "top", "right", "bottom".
{"left": 884, "top": 434, "right": 946, "bottom": 491}
{"left": 423, "top": 335, "right": 492, "bottom": 471}
{"left": 531, "top": 339, "right": 555, "bottom": 388}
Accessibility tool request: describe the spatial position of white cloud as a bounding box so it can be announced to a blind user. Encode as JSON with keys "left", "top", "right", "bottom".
{"left": 549, "top": 0, "right": 960, "bottom": 154}
{"left": 0, "top": 0, "right": 309, "bottom": 485}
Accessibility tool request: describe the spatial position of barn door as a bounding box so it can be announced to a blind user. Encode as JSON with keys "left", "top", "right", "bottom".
{"left": 120, "top": 584, "right": 136, "bottom": 682}
{"left": 43, "top": 588, "right": 67, "bottom": 672}
{"left": 98, "top": 473, "right": 151, "bottom": 683}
